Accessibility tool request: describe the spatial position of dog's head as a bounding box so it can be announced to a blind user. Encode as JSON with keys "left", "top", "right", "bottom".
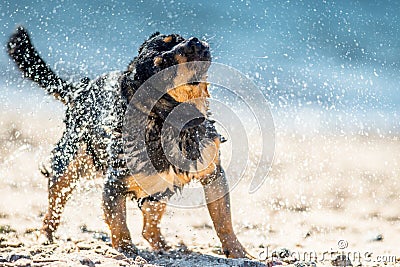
{"left": 130, "top": 32, "right": 211, "bottom": 81}
{"left": 128, "top": 33, "right": 211, "bottom": 114}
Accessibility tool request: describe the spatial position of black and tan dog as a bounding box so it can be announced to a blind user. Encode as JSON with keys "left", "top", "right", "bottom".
{"left": 7, "top": 26, "right": 250, "bottom": 258}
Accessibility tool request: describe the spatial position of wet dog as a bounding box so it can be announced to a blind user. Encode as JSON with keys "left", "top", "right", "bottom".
{"left": 7, "top": 26, "right": 250, "bottom": 258}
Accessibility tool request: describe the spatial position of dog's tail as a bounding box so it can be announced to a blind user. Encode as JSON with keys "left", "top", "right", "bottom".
{"left": 7, "top": 26, "right": 72, "bottom": 104}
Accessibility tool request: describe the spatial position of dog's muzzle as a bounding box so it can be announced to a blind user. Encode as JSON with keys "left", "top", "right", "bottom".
{"left": 183, "top": 37, "right": 211, "bottom": 62}
{"left": 169, "top": 37, "right": 211, "bottom": 62}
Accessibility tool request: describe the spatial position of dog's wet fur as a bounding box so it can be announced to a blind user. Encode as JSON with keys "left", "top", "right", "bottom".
{"left": 7, "top": 26, "right": 250, "bottom": 258}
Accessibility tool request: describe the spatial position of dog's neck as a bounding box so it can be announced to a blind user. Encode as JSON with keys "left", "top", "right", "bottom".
{"left": 167, "top": 82, "right": 210, "bottom": 115}
{"left": 120, "top": 70, "right": 210, "bottom": 116}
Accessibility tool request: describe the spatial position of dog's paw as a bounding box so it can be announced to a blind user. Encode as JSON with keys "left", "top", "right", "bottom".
{"left": 37, "top": 232, "right": 54, "bottom": 245}
{"left": 117, "top": 244, "right": 139, "bottom": 258}
{"left": 142, "top": 230, "right": 171, "bottom": 251}
{"left": 148, "top": 238, "right": 171, "bottom": 252}
{"left": 222, "top": 243, "right": 254, "bottom": 259}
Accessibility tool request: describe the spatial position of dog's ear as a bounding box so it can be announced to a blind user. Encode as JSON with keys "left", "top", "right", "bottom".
{"left": 127, "top": 57, "right": 138, "bottom": 72}
{"left": 138, "top": 32, "right": 162, "bottom": 55}
{"left": 119, "top": 72, "right": 139, "bottom": 102}
{"left": 149, "top": 32, "right": 161, "bottom": 39}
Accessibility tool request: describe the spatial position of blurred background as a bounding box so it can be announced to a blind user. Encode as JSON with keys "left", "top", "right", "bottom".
{"left": 1, "top": 0, "right": 400, "bottom": 134}
{"left": 0, "top": 0, "right": 399, "bottom": 263}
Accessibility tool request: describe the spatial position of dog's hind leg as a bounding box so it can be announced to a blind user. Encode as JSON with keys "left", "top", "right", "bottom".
{"left": 139, "top": 199, "right": 170, "bottom": 251}
{"left": 41, "top": 130, "right": 81, "bottom": 243}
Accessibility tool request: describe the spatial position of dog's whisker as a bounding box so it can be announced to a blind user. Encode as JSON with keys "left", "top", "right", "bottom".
{"left": 203, "top": 34, "right": 216, "bottom": 42}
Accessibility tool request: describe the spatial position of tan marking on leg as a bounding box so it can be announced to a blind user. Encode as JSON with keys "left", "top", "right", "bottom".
{"left": 103, "top": 192, "right": 136, "bottom": 254}
{"left": 141, "top": 201, "right": 170, "bottom": 250}
{"left": 41, "top": 149, "right": 94, "bottom": 243}
{"left": 203, "top": 167, "right": 251, "bottom": 259}
{"left": 207, "top": 196, "right": 249, "bottom": 258}
{"left": 123, "top": 176, "right": 148, "bottom": 199}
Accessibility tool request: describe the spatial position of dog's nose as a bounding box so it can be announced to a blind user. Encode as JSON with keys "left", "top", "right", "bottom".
{"left": 187, "top": 37, "right": 203, "bottom": 52}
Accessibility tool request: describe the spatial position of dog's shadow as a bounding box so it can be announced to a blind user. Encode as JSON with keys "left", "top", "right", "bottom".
{"left": 81, "top": 225, "right": 267, "bottom": 266}
{"left": 136, "top": 247, "right": 267, "bottom": 267}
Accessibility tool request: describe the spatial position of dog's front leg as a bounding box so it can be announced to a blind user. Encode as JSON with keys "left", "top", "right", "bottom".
{"left": 103, "top": 178, "right": 137, "bottom": 256}
{"left": 202, "top": 167, "right": 250, "bottom": 259}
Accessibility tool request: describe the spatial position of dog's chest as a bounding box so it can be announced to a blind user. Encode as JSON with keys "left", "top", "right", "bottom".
{"left": 124, "top": 133, "right": 221, "bottom": 200}
{"left": 123, "top": 114, "right": 222, "bottom": 199}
